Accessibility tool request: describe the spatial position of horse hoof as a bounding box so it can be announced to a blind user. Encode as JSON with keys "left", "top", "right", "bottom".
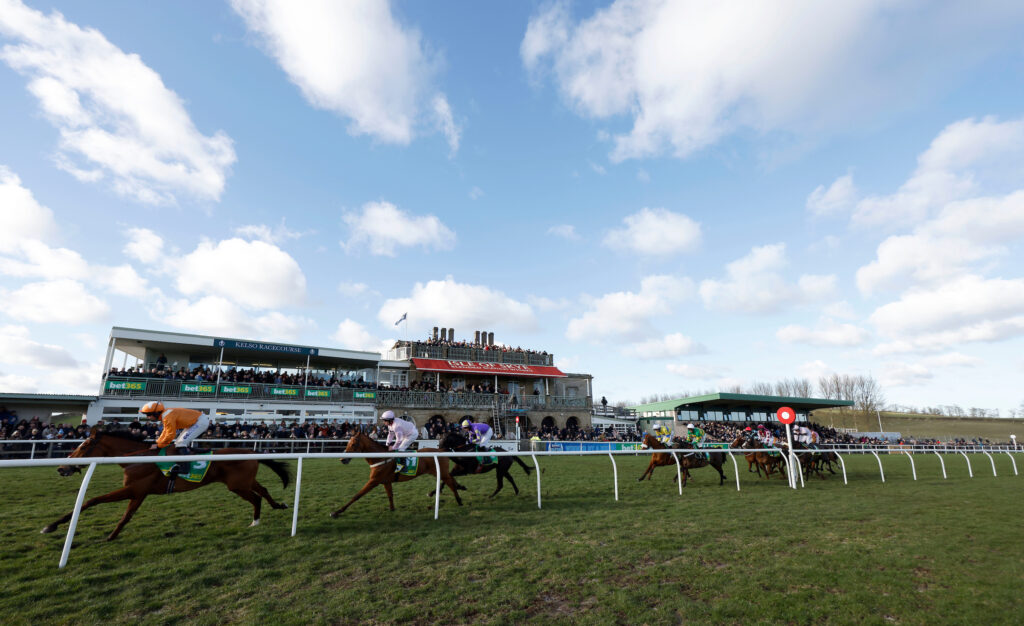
{"left": 249, "top": 519, "right": 260, "bottom": 528}
{"left": 330, "top": 511, "right": 340, "bottom": 518}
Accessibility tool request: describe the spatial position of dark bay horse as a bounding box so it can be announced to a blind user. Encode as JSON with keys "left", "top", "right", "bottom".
{"left": 43, "top": 431, "right": 290, "bottom": 540}
{"left": 331, "top": 432, "right": 464, "bottom": 516}
{"left": 432, "top": 431, "right": 533, "bottom": 498}
{"left": 636, "top": 434, "right": 727, "bottom": 486}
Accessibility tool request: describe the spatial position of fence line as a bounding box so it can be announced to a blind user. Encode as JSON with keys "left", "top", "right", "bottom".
{"left": 3, "top": 445, "right": 1018, "bottom": 569}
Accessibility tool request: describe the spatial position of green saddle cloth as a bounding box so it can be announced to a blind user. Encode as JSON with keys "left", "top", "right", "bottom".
{"left": 156, "top": 448, "right": 213, "bottom": 482}
{"left": 396, "top": 457, "right": 419, "bottom": 476}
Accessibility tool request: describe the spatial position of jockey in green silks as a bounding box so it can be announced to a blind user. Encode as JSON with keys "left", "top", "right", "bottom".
{"left": 684, "top": 423, "right": 706, "bottom": 447}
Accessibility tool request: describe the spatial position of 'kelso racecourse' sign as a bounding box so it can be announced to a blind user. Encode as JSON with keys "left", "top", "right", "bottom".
{"left": 215, "top": 339, "right": 317, "bottom": 356}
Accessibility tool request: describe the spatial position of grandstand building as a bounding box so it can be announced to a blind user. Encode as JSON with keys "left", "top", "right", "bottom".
{"left": 631, "top": 393, "right": 854, "bottom": 434}
{"left": 93, "top": 326, "right": 593, "bottom": 435}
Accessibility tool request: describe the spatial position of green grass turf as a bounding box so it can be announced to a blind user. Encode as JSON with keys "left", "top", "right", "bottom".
{"left": 1, "top": 452, "right": 1022, "bottom": 624}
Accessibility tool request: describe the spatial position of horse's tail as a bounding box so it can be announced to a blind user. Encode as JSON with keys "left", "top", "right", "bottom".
{"left": 259, "top": 459, "right": 291, "bottom": 489}
{"left": 513, "top": 455, "right": 533, "bottom": 475}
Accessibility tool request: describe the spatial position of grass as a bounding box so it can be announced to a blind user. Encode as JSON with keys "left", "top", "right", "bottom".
{"left": 1, "top": 452, "right": 1022, "bottom": 624}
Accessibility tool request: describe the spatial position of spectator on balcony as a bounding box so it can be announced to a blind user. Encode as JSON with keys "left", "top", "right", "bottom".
{"left": 156, "top": 353, "right": 168, "bottom": 371}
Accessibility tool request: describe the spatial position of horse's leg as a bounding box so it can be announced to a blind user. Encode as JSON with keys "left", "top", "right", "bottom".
{"left": 252, "top": 480, "right": 288, "bottom": 510}
{"left": 229, "top": 488, "right": 263, "bottom": 526}
{"left": 443, "top": 474, "right": 464, "bottom": 505}
{"left": 637, "top": 460, "right": 654, "bottom": 482}
{"left": 41, "top": 486, "right": 137, "bottom": 534}
{"left": 383, "top": 482, "right": 395, "bottom": 510}
{"left": 714, "top": 460, "right": 727, "bottom": 486}
{"left": 513, "top": 455, "right": 533, "bottom": 475}
{"left": 330, "top": 479, "right": 379, "bottom": 517}
{"left": 106, "top": 494, "right": 149, "bottom": 541}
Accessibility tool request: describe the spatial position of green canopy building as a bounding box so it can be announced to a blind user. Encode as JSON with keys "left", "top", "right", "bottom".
{"left": 630, "top": 393, "right": 854, "bottom": 431}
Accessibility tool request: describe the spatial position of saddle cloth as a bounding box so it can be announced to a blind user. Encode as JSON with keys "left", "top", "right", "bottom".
{"left": 397, "top": 457, "right": 419, "bottom": 476}
{"left": 156, "top": 448, "right": 213, "bottom": 482}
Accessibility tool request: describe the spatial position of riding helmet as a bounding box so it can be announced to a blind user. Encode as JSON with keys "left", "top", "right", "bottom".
{"left": 381, "top": 410, "right": 395, "bottom": 421}
{"left": 461, "top": 419, "right": 472, "bottom": 428}
{"left": 140, "top": 401, "right": 165, "bottom": 415}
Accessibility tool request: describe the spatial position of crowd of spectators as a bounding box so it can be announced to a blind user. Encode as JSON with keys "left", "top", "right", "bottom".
{"left": 103, "top": 360, "right": 377, "bottom": 389}
{"left": 401, "top": 337, "right": 550, "bottom": 358}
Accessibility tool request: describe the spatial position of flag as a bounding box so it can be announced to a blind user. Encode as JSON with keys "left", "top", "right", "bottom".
{"left": 394, "top": 312, "right": 407, "bottom": 326}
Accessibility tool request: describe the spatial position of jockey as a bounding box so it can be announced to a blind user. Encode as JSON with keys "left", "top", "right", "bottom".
{"left": 461, "top": 419, "right": 493, "bottom": 447}
{"left": 651, "top": 422, "right": 671, "bottom": 445}
{"left": 756, "top": 424, "right": 774, "bottom": 448}
{"left": 141, "top": 401, "right": 211, "bottom": 477}
{"left": 684, "top": 423, "right": 706, "bottom": 447}
{"left": 382, "top": 410, "right": 417, "bottom": 473}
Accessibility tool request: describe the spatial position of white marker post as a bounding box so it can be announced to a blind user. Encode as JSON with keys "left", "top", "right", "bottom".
{"left": 776, "top": 406, "right": 797, "bottom": 490}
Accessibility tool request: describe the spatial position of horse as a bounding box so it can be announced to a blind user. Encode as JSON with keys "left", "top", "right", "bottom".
{"left": 781, "top": 441, "right": 827, "bottom": 480}
{"left": 330, "top": 432, "right": 464, "bottom": 517}
{"left": 730, "top": 436, "right": 786, "bottom": 480}
{"left": 42, "top": 430, "right": 290, "bottom": 541}
{"left": 431, "top": 431, "right": 533, "bottom": 498}
{"left": 636, "top": 434, "right": 727, "bottom": 487}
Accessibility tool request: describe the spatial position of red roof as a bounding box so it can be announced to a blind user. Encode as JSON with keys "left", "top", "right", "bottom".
{"left": 411, "top": 358, "right": 566, "bottom": 378}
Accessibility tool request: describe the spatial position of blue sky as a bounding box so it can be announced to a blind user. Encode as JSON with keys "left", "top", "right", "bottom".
{"left": 1, "top": 0, "right": 1024, "bottom": 415}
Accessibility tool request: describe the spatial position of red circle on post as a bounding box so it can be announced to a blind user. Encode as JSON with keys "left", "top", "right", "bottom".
{"left": 776, "top": 406, "right": 796, "bottom": 425}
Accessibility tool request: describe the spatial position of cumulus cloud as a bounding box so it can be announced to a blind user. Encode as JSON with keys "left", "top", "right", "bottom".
{"left": 0, "top": 324, "right": 78, "bottom": 367}
{"left": 881, "top": 362, "right": 933, "bottom": 387}
{"left": 806, "top": 173, "right": 857, "bottom": 216}
{"left": 175, "top": 238, "right": 306, "bottom": 309}
{"left": 341, "top": 201, "right": 455, "bottom": 256}
{"left": 567, "top": 275, "right": 692, "bottom": 341}
{"left": 378, "top": 276, "right": 536, "bottom": 332}
{"left": 0, "top": 0, "right": 235, "bottom": 204}
{"left": 666, "top": 363, "right": 720, "bottom": 379}
{"left": 522, "top": 1, "right": 1024, "bottom": 161}
{"left": 330, "top": 319, "right": 383, "bottom": 353}
{"left": 623, "top": 333, "right": 706, "bottom": 359}
{"left": 161, "top": 295, "right": 314, "bottom": 341}
{"left": 0, "top": 166, "right": 57, "bottom": 251}
{"left": 699, "top": 244, "right": 835, "bottom": 313}
{"left": 777, "top": 318, "right": 870, "bottom": 347}
{"left": 2, "top": 279, "right": 109, "bottom": 324}
{"left": 603, "top": 208, "right": 701, "bottom": 257}
{"left": 230, "top": 0, "right": 455, "bottom": 151}
{"left": 233, "top": 219, "right": 305, "bottom": 245}
{"left": 123, "top": 227, "right": 165, "bottom": 265}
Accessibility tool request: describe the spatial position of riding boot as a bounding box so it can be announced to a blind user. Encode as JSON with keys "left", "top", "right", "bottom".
{"left": 394, "top": 459, "right": 405, "bottom": 474}
{"left": 170, "top": 445, "right": 190, "bottom": 476}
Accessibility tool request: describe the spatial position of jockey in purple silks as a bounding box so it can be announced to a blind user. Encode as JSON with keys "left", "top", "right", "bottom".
{"left": 461, "top": 420, "right": 493, "bottom": 447}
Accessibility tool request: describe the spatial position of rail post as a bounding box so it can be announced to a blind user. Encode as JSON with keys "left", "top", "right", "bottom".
{"left": 59, "top": 462, "right": 97, "bottom": 569}
{"left": 531, "top": 454, "right": 541, "bottom": 509}
{"left": 31, "top": 441, "right": 37, "bottom": 460}
{"left": 726, "top": 452, "right": 740, "bottom": 491}
{"left": 870, "top": 451, "right": 885, "bottom": 483}
{"left": 904, "top": 450, "right": 917, "bottom": 481}
{"left": 958, "top": 451, "right": 973, "bottom": 477}
{"left": 608, "top": 453, "right": 619, "bottom": 501}
{"left": 1004, "top": 451, "right": 1018, "bottom": 476}
{"left": 671, "top": 452, "right": 682, "bottom": 495}
{"left": 290, "top": 457, "right": 303, "bottom": 537}
{"left": 432, "top": 455, "right": 442, "bottom": 520}
{"left": 934, "top": 451, "right": 947, "bottom": 479}
{"left": 834, "top": 452, "right": 847, "bottom": 485}
{"left": 981, "top": 451, "right": 997, "bottom": 477}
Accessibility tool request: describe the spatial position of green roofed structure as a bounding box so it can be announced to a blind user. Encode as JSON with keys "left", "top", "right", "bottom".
{"left": 630, "top": 393, "right": 854, "bottom": 431}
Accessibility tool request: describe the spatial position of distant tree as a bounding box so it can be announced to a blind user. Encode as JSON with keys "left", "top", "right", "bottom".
{"left": 748, "top": 381, "right": 775, "bottom": 396}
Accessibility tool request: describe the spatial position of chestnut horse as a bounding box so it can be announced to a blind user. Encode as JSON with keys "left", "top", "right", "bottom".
{"left": 42, "top": 431, "right": 290, "bottom": 540}
{"left": 636, "top": 434, "right": 728, "bottom": 487}
{"left": 330, "top": 432, "right": 464, "bottom": 516}
{"left": 730, "top": 436, "right": 786, "bottom": 480}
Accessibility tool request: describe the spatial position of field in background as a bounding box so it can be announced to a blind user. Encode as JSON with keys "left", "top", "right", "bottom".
{"left": 813, "top": 409, "right": 1024, "bottom": 441}
{"left": 1, "top": 454, "right": 1022, "bottom": 624}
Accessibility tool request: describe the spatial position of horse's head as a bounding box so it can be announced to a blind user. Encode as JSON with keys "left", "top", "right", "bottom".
{"left": 57, "top": 433, "right": 101, "bottom": 476}
{"left": 440, "top": 431, "right": 467, "bottom": 451}
{"left": 341, "top": 433, "right": 364, "bottom": 464}
{"left": 640, "top": 433, "right": 659, "bottom": 450}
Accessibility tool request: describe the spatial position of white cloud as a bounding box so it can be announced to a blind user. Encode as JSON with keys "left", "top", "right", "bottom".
{"left": 378, "top": 276, "right": 536, "bottom": 333}
{"left": 603, "top": 208, "right": 701, "bottom": 257}
{"left": 0, "top": 166, "right": 57, "bottom": 251}
{"left": 0, "top": 0, "right": 235, "bottom": 203}
{"left": 233, "top": 219, "right": 305, "bottom": 245}
{"left": 666, "top": 363, "right": 720, "bottom": 379}
{"left": 853, "top": 117, "right": 1024, "bottom": 228}
{"left": 881, "top": 362, "right": 933, "bottom": 387}
{"left": 567, "top": 275, "right": 692, "bottom": 341}
{"left": 432, "top": 94, "right": 461, "bottom": 156}
{"left": 0, "top": 239, "right": 89, "bottom": 280}
{"left": 231, "top": 0, "right": 453, "bottom": 149}
{"left": 527, "top": 295, "right": 571, "bottom": 312}
{"left": 547, "top": 224, "right": 579, "bottom": 240}
{"left": 522, "top": 2, "right": 1024, "bottom": 161}
{"left": 921, "top": 352, "right": 982, "bottom": 368}
{"left": 123, "top": 227, "right": 165, "bottom": 265}
{"left": 589, "top": 161, "right": 607, "bottom": 176}
{"left": 806, "top": 173, "right": 857, "bottom": 216}
{"left": 623, "top": 333, "right": 706, "bottom": 359}
{"left": 469, "top": 186, "right": 484, "bottom": 200}
{"left": 699, "top": 244, "right": 835, "bottom": 313}
{"left": 797, "top": 359, "right": 833, "bottom": 380}
{"left": 341, "top": 201, "right": 455, "bottom": 256}
{"left": 2, "top": 279, "right": 109, "bottom": 324}
{"left": 161, "top": 295, "right": 314, "bottom": 342}
{"left": 330, "top": 319, "right": 382, "bottom": 353}
{"left": 822, "top": 301, "right": 856, "bottom": 320}
{"left": 776, "top": 318, "right": 870, "bottom": 347}
{"left": 0, "top": 372, "right": 39, "bottom": 393}
{"left": 0, "top": 324, "right": 78, "bottom": 367}
{"left": 175, "top": 238, "right": 306, "bottom": 309}
{"left": 337, "top": 282, "right": 369, "bottom": 297}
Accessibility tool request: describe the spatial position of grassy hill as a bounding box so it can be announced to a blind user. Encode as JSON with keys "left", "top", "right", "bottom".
{"left": 812, "top": 408, "right": 1024, "bottom": 442}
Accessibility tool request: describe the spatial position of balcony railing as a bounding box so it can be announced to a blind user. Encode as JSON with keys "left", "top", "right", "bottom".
{"left": 100, "top": 377, "right": 590, "bottom": 411}
{"left": 389, "top": 342, "right": 554, "bottom": 366}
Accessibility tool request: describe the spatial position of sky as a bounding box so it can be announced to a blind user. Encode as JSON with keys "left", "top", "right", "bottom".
{"left": 1, "top": 0, "right": 1023, "bottom": 414}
